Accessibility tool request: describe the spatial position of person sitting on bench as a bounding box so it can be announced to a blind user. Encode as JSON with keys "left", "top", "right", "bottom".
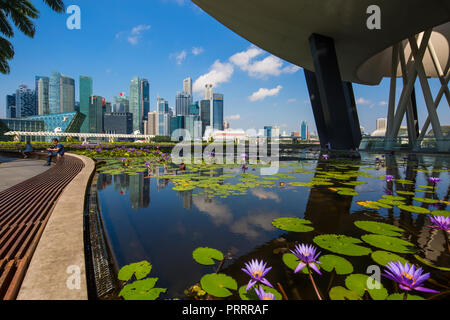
{"left": 22, "top": 141, "right": 33, "bottom": 158}
{"left": 45, "top": 138, "right": 65, "bottom": 166}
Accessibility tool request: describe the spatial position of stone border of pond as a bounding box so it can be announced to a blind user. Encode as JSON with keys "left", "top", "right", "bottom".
{"left": 17, "top": 153, "right": 95, "bottom": 300}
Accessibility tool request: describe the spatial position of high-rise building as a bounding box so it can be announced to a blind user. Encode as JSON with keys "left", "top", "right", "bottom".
{"left": 129, "top": 77, "right": 145, "bottom": 133}
{"left": 16, "top": 84, "right": 36, "bottom": 118}
{"left": 156, "top": 97, "right": 170, "bottom": 136}
{"left": 35, "top": 76, "right": 49, "bottom": 115}
{"left": 146, "top": 111, "right": 158, "bottom": 136}
{"left": 301, "top": 121, "right": 309, "bottom": 140}
{"left": 376, "top": 118, "right": 387, "bottom": 131}
{"left": 204, "top": 84, "right": 213, "bottom": 100}
{"left": 200, "top": 99, "right": 211, "bottom": 136}
{"left": 89, "top": 95, "right": 104, "bottom": 133}
{"left": 49, "top": 72, "right": 75, "bottom": 114}
{"left": 113, "top": 93, "right": 129, "bottom": 113}
{"left": 140, "top": 78, "right": 150, "bottom": 120}
{"left": 79, "top": 75, "right": 93, "bottom": 133}
{"left": 184, "top": 115, "right": 202, "bottom": 140}
{"left": 170, "top": 115, "right": 185, "bottom": 138}
{"left": 176, "top": 91, "right": 191, "bottom": 116}
{"left": 6, "top": 94, "right": 16, "bottom": 118}
{"left": 183, "top": 77, "right": 193, "bottom": 97}
{"left": 103, "top": 112, "right": 133, "bottom": 134}
{"left": 212, "top": 93, "right": 224, "bottom": 131}
{"left": 264, "top": 126, "right": 273, "bottom": 138}
{"left": 157, "top": 97, "right": 169, "bottom": 114}
{"left": 189, "top": 101, "right": 199, "bottom": 115}
{"left": 272, "top": 126, "right": 280, "bottom": 138}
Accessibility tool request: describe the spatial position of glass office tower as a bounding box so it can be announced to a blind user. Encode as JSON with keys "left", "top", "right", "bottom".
{"left": 79, "top": 76, "right": 93, "bottom": 133}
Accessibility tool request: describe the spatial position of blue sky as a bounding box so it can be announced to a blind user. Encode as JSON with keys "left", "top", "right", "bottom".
{"left": 0, "top": 0, "right": 448, "bottom": 134}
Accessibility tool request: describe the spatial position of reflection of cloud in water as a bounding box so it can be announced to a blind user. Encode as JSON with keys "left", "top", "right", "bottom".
{"left": 192, "top": 196, "right": 233, "bottom": 225}
{"left": 250, "top": 188, "right": 281, "bottom": 202}
{"left": 230, "top": 210, "right": 282, "bottom": 239}
{"left": 193, "top": 196, "right": 284, "bottom": 239}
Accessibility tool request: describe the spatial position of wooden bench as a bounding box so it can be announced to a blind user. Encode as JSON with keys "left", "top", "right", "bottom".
{"left": 0, "top": 152, "right": 84, "bottom": 299}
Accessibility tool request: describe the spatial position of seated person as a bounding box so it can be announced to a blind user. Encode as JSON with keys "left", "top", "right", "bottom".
{"left": 22, "top": 141, "right": 33, "bottom": 158}
{"left": 45, "top": 138, "right": 65, "bottom": 166}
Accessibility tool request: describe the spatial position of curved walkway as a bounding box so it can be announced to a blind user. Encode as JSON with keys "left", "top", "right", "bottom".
{"left": 0, "top": 156, "right": 50, "bottom": 192}
{"left": 0, "top": 152, "right": 94, "bottom": 300}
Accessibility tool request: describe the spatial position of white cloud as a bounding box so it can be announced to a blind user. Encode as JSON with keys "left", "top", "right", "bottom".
{"left": 175, "top": 50, "right": 187, "bottom": 65}
{"left": 356, "top": 97, "right": 371, "bottom": 105}
{"left": 225, "top": 114, "right": 241, "bottom": 120}
{"left": 379, "top": 101, "right": 387, "bottom": 106}
{"left": 229, "top": 47, "right": 300, "bottom": 78}
{"left": 116, "top": 24, "right": 151, "bottom": 45}
{"left": 287, "top": 98, "right": 297, "bottom": 103}
{"left": 249, "top": 85, "right": 282, "bottom": 102}
{"left": 193, "top": 60, "right": 234, "bottom": 93}
{"left": 192, "top": 47, "right": 204, "bottom": 55}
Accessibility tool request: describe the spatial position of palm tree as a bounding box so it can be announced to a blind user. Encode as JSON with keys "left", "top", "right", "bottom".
{"left": 0, "top": 0, "right": 65, "bottom": 74}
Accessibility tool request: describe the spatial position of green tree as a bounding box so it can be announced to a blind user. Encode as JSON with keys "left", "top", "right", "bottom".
{"left": 0, "top": 0, "right": 65, "bottom": 74}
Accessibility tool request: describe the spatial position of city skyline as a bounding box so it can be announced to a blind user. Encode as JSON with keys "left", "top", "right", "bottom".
{"left": 0, "top": 0, "right": 448, "bottom": 134}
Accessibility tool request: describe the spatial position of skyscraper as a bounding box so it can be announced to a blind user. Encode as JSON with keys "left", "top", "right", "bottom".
{"left": 176, "top": 91, "right": 191, "bottom": 116}
{"left": 89, "top": 95, "right": 104, "bottom": 133}
{"left": 140, "top": 78, "right": 150, "bottom": 120}
{"left": 156, "top": 97, "right": 170, "bottom": 136}
{"left": 189, "top": 101, "right": 199, "bottom": 115}
{"left": 35, "top": 76, "right": 49, "bottom": 115}
{"left": 301, "top": 121, "right": 309, "bottom": 140}
{"left": 200, "top": 99, "right": 211, "bottom": 136}
{"left": 16, "top": 84, "right": 36, "bottom": 118}
{"left": 6, "top": 94, "right": 16, "bottom": 118}
{"left": 146, "top": 111, "right": 158, "bottom": 136}
{"left": 204, "top": 84, "right": 213, "bottom": 100}
{"left": 183, "top": 77, "right": 193, "bottom": 97}
{"left": 49, "top": 72, "right": 75, "bottom": 114}
{"left": 113, "top": 93, "right": 129, "bottom": 113}
{"left": 79, "top": 76, "right": 93, "bottom": 133}
{"left": 212, "top": 93, "right": 224, "bottom": 131}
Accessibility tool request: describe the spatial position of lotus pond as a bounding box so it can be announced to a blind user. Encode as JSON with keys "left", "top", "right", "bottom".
{"left": 95, "top": 152, "right": 450, "bottom": 300}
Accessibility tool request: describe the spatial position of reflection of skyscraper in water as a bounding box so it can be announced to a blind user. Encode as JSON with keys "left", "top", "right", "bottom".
{"left": 114, "top": 174, "right": 130, "bottom": 194}
{"left": 129, "top": 173, "right": 150, "bottom": 210}
{"left": 179, "top": 190, "right": 193, "bottom": 210}
{"left": 155, "top": 166, "right": 169, "bottom": 191}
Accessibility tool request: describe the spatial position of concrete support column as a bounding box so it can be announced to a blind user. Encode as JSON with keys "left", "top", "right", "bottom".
{"left": 307, "top": 33, "right": 361, "bottom": 150}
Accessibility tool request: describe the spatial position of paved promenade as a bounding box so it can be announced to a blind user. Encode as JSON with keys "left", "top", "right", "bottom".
{"left": 0, "top": 156, "right": 49, "bottom": 192}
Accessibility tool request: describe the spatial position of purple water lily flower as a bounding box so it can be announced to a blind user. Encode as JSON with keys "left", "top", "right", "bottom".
{"left": 428, "top": 216, "right": 450, "bottom": 232}
{"left": 290, "top": 244, "right": 322, "bottom": 275}
{"left": 145, "top": 162, "right": 151, "bottom": 166}
{"left": 429, "top": 177, "right": 441, "bottom": 184}
{"left": 383, "top": 261, "right": 438, "bottom": 293}
{"left": 385, "top": 175, "right": 394, "bottom": 182}
{"left": 241, "top": 259, "right": 273, "bottom": 291}
{"left": 120, "top": 158, "right": 126, "bottom": 162}
{"left": 255, "top": 286, "right": 275, "bottom": 300}
{"left": 322, "top": 154, "right": 329, "bottom": 160}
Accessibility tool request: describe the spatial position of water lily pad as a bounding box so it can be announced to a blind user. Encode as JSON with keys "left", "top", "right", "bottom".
{"left": 192, "top": 247, "right": 224, "bottom": 266}
{"left": 382, "top": 195, "right": 406, "bottom": 201}
{"left": 282, "top": 253, "right": 314, "bottom": 274}
{"left": 313, "top": 234, "right": 372, "bottom": 256}
{"left": 413, "top": 197, "right": 440, "bottom": 204}
{"left": 238, "top": 285, "right": 282, "bottom": 300}
{"left": 288, "top": 182, "right": 314, "bottom": 187}
{"left": 118, "top": 261, "right": 152, "bottom": 282}
{"left": 200, "top": 273, "right": 237, "bottom": 298}
{"left": 318, "top": 255, "right": 353, "bottom": 275}
{"left": 386, "top": 293, "right": 425, "bottom": 300}
{"left": 337, "top": 190, "right": 359, "bottom": 196}
{"left": 378, "top": 198, "right": 405, "bottom": 206}
{"left": 361, "top": 234, "right": 416, "bottom": 253}
{"left": 371, "top": 250, "right": 410, "bottom": 266}
{"left": 272, "top": 217, "right": 314, "bottom": 232}
{"left": 398, "top": 205, "right": 430, "bottom": 214}
{"left": 414, "top": 255, "right": 450, "bottom": 271}
{"left": 329, "top": 286, "right": 362, "bottom": 300}
{"left": 357, "top": 201, "right": 382, "bottom": 209}
{"left": 431, "top": 210, "right": 450, "bottom": 217}
{"left": 345, "top": 274, "right": 388, "bottom": 300}
{"left": 395, "top": 179, "right": 414, "bottom": 185}
{"left": 118, "top": 278, "right": 166, "bottom": 300}
{"left": 354, "top": 221, "right": 404, "bottom": 237}
{"left": 396, "top": 190, "right": 415, "bottom": 196}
